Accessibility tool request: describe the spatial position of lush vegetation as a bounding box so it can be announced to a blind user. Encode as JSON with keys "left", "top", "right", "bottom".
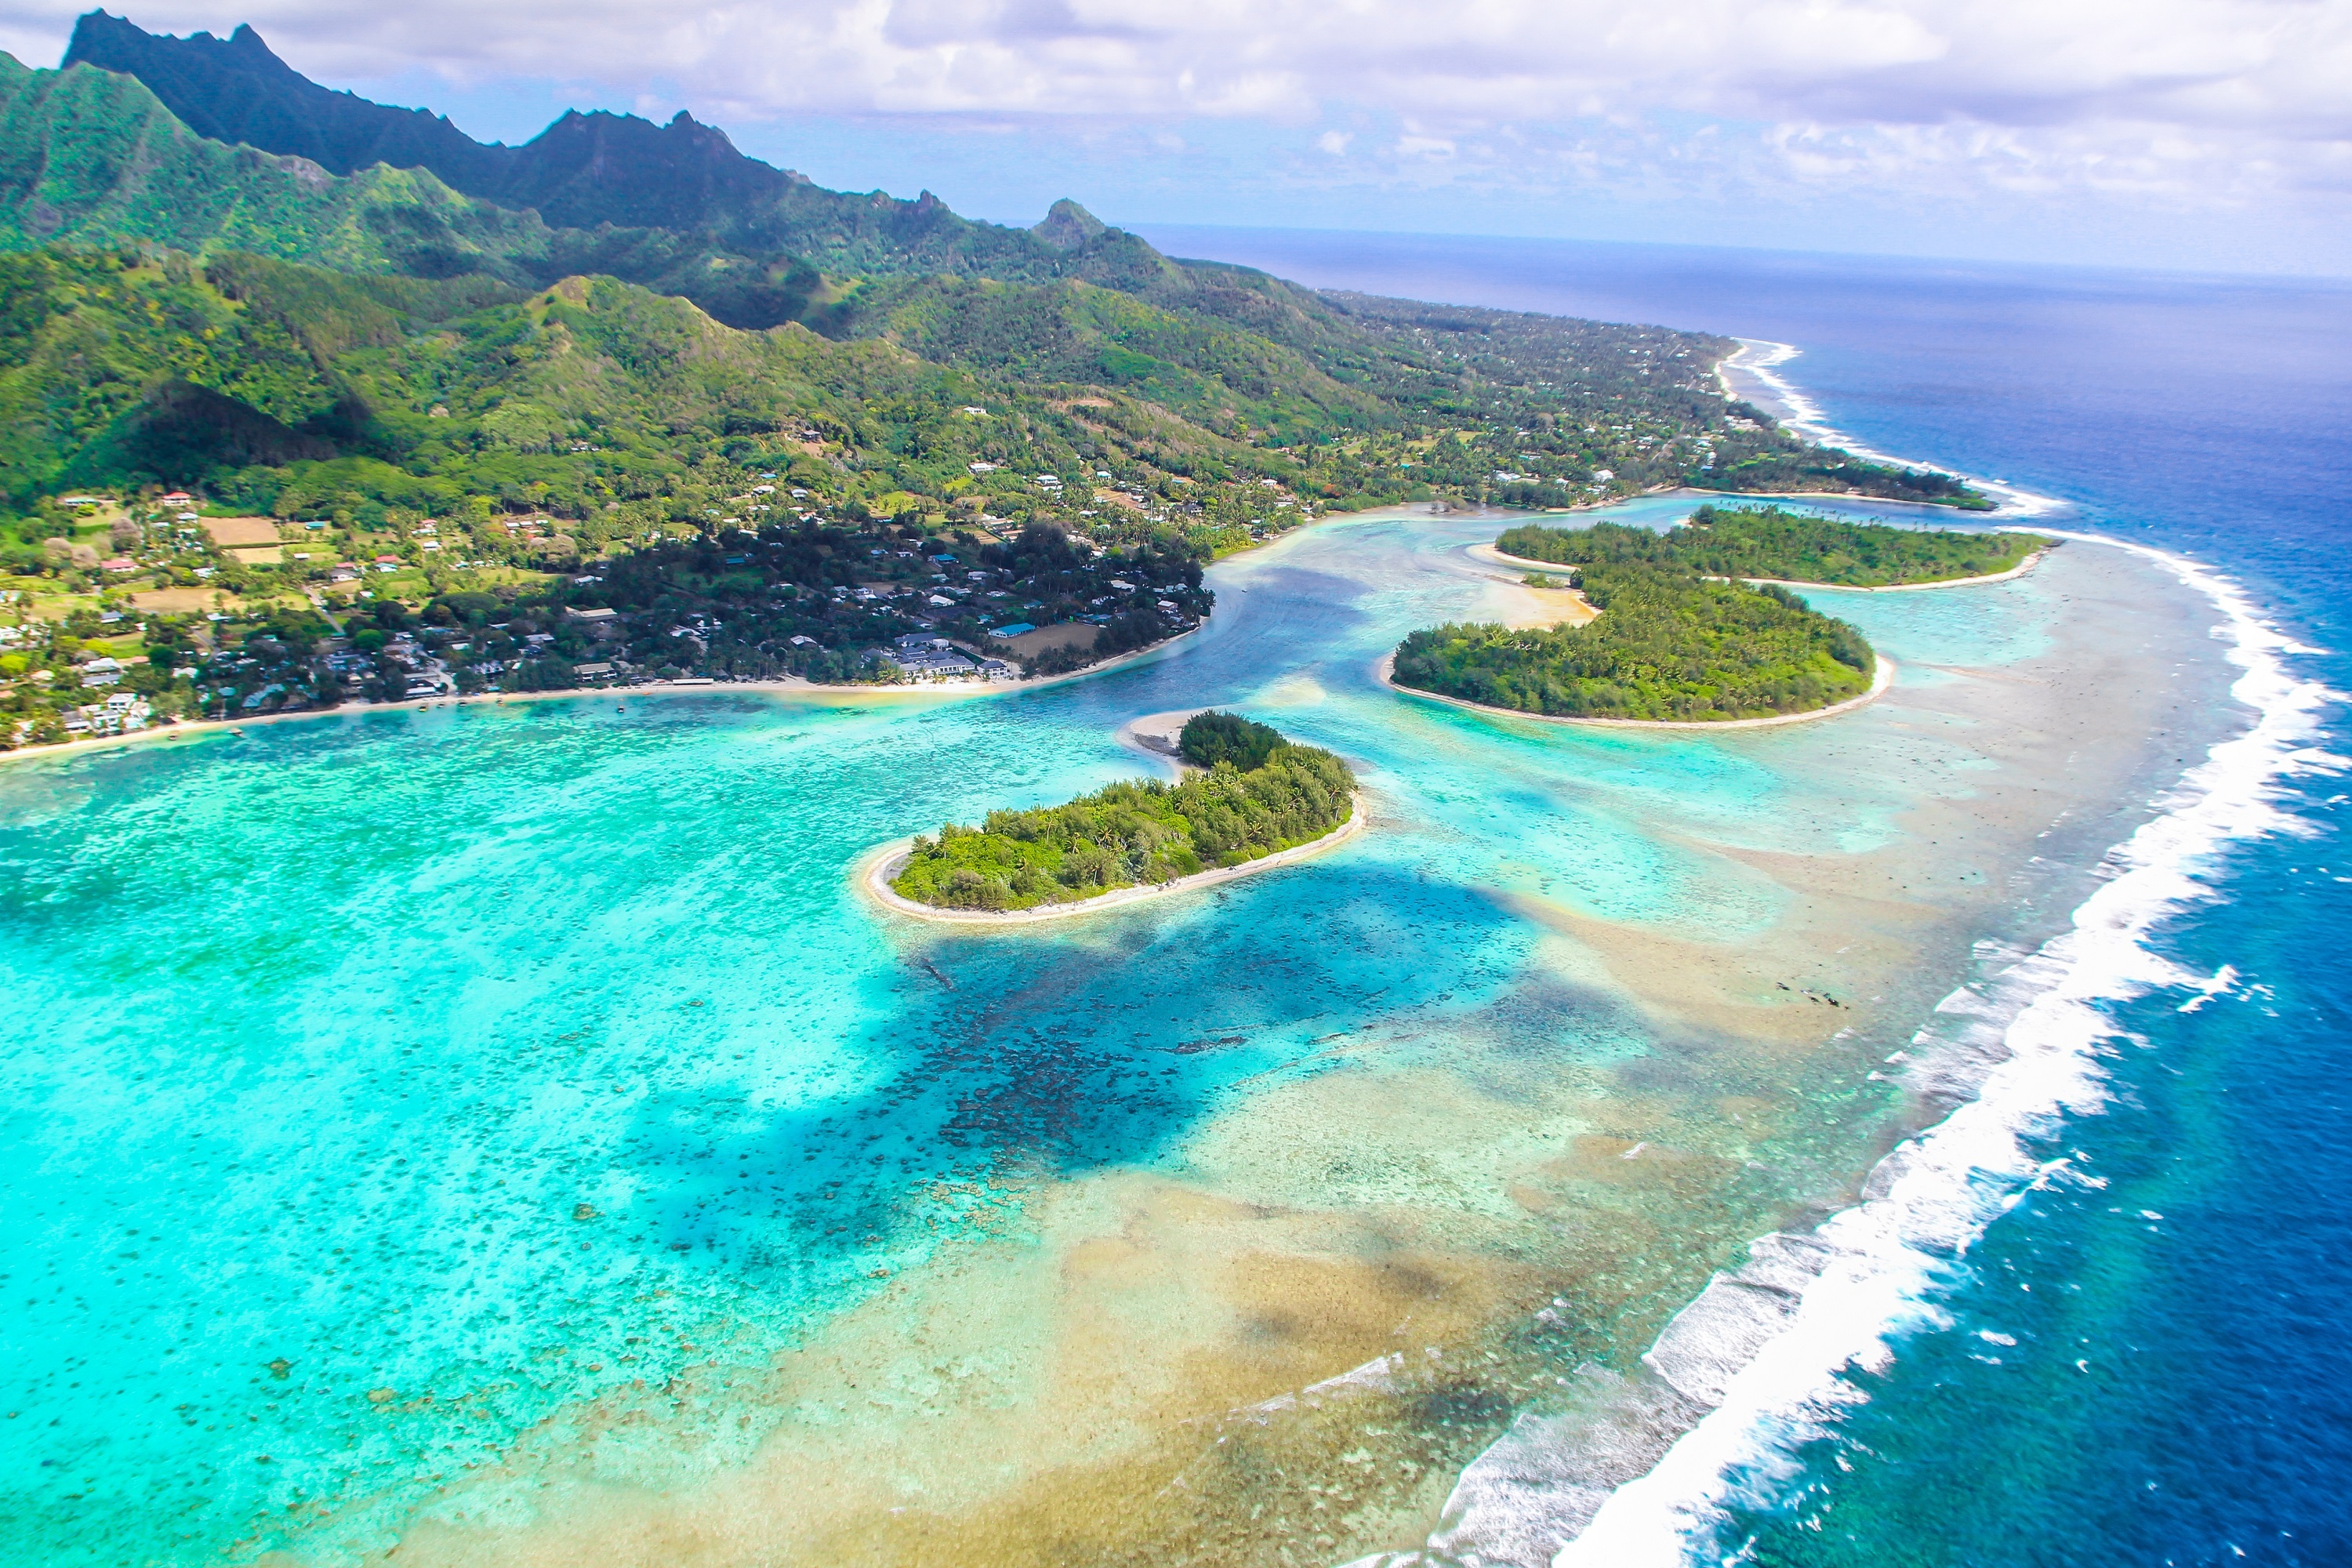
{"left": 1177, "top": 709, "right": 1287, "bottom": 771}
{"left": 1392, "top": 524, "right": 1878, "bottom": 721}
{"left": 0, "top": 37, "right": 1983, "bottom": 512}
{"left": 53, "top": 18, "right": 1185, "bottom": 310}
{"left": 1497, "top": 506, "right": 2049, "bottom": 587}
{"left": 1319, "top": 296, "right": 1989, "bottom": 510}
{"left": 0, "top": 24, "right": 1997, "bottom": 750}
{"left": 888, "top": 717, "right": 1356, "bottom": 910}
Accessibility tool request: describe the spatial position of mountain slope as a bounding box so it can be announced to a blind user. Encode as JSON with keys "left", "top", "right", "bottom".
{"left": 0, "top": 53, "right": 850, "bottom": 326}
{"left": 0, "top": 247, "right": 1339, "bottom": 546}
{"left": 831, "top": 274, "right": 1400, "bottom": 442}
{"left": 63, "top": 11, "right": 503, "bottom": 187}
{"left": 60, "top": 12, "right": 1177, "bottom": 289}
{"left": 6, "top": 20, "right": 1987, "bottom": 516}
{"left": 0, "top": 51, "right": 529, "bottom": 273}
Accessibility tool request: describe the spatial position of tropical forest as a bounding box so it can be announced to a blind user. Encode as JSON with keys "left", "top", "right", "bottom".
{"left": 1, "top": 13, "right": 1991, "bottom": 750}
{"left": 1494, "top": 506, "right": 2049, "bottom": 586}
{"left": 887, "top": 712, "right": 1357, "bottom": 910}
{"left": 1392, "top": 522, "right": 1883, "bottom": 720}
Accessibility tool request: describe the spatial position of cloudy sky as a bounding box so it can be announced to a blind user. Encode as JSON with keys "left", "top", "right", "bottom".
{"left": 6, "top": 1, "right": 2348, "bottom": 273}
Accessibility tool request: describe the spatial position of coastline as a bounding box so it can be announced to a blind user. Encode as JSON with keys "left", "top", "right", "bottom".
{"left": 0, "top": 495, "right": 2031, "bottom": 776}
{"left": 1112, "top": 708, "right": 1205, "bottom": 775}
{"left": 1714, "top": 338, "right": 2063, "bottom": 518}
{"left": 1472, "top": 540, "right": 2051, "bottom": 593}
{"left": 1540, "top": 534, "right": 2308, "bottom": 1566}
{"left": 325, "top": 534, "right": 2249, "bottom": 1568}
{"left": 16, "top": 487, "right": 2267, "bottom": 1568}
{"left": 854, "top": 791, "right": 1368, "bottom": 925}
{"left": 0, "top": 619, "right": 1210, "bottom": 771}
{"left": 1378, "top": 648, "right": 1896, "bottom": 731}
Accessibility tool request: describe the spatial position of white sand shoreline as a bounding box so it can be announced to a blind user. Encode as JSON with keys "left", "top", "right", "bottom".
{"left": 1379, "top": 651, "right": 1896, "bottom": 731}
{"left": 855, "top": 791, "right": 1368, "bottom": 925}
{"left": 0, "top": 621, "right": 1210, "bottom": 771}
{"left": 1472, "top": 540, "right": 2050, "bottom": 592}
{"left": 1112, "top": 708, "right": 1206, "bottom": 776}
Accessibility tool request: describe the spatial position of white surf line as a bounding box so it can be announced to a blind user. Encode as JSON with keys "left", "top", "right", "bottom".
{"left": 1718, "top": 339, "right": 2069, "bottom": 521}
{"left": 1330, "top": 346, "right": 2331, "bottom": 1568}
{"left": 1541, "top": 535, "right": 2341, "bottom": 1567}
{"left": 1330, "top": 533, "right": 2339, "bottom": 1568}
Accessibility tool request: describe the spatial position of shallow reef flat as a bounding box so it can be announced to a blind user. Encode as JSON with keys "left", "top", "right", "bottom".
{"left": 0, "top": 507, "right": 2235, "bottom": 1568}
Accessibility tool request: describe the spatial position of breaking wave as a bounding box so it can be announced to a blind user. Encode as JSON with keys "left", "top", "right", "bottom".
{"left": 1341, "top": 380, "right": 2339, "bottom": 1568}
{"left": 1548, "top": 539, "right": 2338, "bottom": 1565}
{"left": 1719, "top": 339, "right": 2069, "bottom": 521}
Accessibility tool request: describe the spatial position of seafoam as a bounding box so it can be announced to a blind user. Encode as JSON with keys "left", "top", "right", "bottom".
{"left": 1549, "top": 543, "right": 2338, "bottom": 1565}
{"left": 1719, "top": 340, "right": 2068, "bottom": 521}
{"left": 1338, "top": 414, "right": 2340, "bottom": 1568}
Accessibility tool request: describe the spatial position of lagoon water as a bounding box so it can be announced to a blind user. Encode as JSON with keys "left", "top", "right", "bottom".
{"left": 1142, "top": 230, "right": 2352, "bottom": 1566}
{"left": 6, "top": 238, "right": 2348, "bottom": 1566}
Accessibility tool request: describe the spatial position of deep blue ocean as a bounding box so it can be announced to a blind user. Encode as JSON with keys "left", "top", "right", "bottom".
{"left": 1143, "top": 227, "right": 2352, "bottom": 1566}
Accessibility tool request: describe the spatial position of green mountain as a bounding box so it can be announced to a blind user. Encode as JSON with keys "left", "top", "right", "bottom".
{"left": 63, "top": 13, "right": 507, "bottom": 191}
{"left": 56, "top": 13, "right": 1181, "bottom": 292}
{"left": 0, "top": 248, "right": 1328, "bottom": 524}
{"left": 0, "top": 50, "right": 860, "bottom": 328}
{"left": 0, "top": 18, "right": 1987, "bottom": 524}
{"left": 0, "top": 46, "right": 1206, "bottom": 331}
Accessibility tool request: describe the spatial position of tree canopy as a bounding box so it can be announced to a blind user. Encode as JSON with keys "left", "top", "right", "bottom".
{"left": 890, "top": 724, "right": 1356, "bottom": 910}
{"left": 1497, "top": 508, "right": 2048, "bottom": 588}
{"left": 1178, "top": 709, "right": 1285, "bottom": 771}
{"left": 1394, "top": 525, "right": 1880, "bottom": 721}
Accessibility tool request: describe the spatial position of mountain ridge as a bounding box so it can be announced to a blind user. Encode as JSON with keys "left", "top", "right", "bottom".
{"left": 0, "top": 16, "right": 1985, "bottom": 526}
{"left": 59, "top": 11, "right": 1167, "bottom": 287}
{"left": 64, "top": 12, "right": 506, "bottom": 186}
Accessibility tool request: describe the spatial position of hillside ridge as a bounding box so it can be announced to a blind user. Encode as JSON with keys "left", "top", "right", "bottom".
{"left": 59, "top": 11, "right": 1165, "bottom": 287}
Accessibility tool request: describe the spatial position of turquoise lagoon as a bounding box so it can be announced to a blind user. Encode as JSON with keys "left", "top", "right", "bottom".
{"left": 0, "top": 503, "right": 2229, "bottom": 1565}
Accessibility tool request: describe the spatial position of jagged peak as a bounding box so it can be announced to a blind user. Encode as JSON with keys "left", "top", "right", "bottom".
{"left": 43, "top": 12, "right": 1187, "bottom": 299}
{"left": 1033, "top": 198, "right": 1107, "bottom": 251}
{"left": 67, "top": 11, "right": 295, "bottom": 77}
{"left": 223, "top": 22, "right": 275, "bottom": 59}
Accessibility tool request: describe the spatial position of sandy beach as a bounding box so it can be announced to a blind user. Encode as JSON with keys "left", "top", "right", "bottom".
{"left": 0, "top": 619, "right": 1210, "bottom": 770}
{"left": 350, "top": 535, "right": 2236, "bottom": 1568}
{"left": 1112, "top": 707, "right": 1202, "bottom": 770}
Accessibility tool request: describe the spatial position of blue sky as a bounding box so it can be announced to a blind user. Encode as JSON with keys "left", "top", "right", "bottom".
{"left": 7, "top": 2, "right": 2347, "bottom": 275}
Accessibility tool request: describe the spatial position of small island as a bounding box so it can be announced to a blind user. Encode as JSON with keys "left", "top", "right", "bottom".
{"left": 1494, "top": 505, "right": 2051, "bottom": 589}
{"left": 874, "top": 711, "right": 1360, "bottom": 917}
{"left": 1391, "top": 508, "right": 2049, "bottom": 724}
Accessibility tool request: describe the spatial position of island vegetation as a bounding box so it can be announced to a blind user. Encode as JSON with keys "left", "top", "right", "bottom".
{"left": 1393, "top": 524, "right": 1879, "bottom": 721}
{"left": 1497, "top": 506, "right": 2049, "bottom": 587}
{"left": 887, "top": 712, "right": 1356, "bottom": 911}
{"left": 0, "top": 20, "right": 1996, "bottom": 750}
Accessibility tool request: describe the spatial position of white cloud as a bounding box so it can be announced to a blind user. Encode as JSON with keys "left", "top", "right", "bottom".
{"left": 3, "top": 0, "right": 2346, "bottom": 225}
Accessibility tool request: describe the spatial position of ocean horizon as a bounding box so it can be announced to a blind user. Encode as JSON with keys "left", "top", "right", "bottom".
{"left": 5, "top": 231, "right": 2347, "bottom": 1566}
